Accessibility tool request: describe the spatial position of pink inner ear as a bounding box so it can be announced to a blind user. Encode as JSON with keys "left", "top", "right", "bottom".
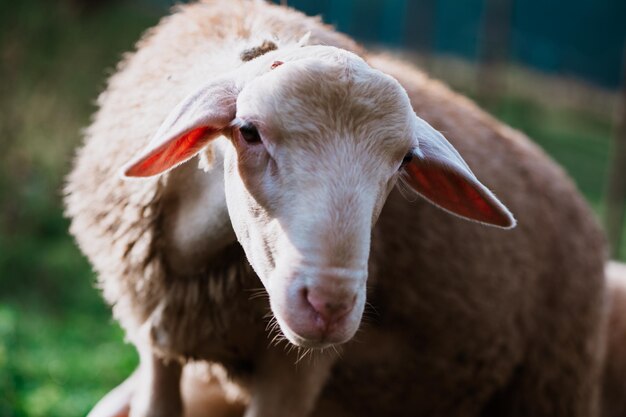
{"left": 124, "top": 126, "right": 215, "bottom": 177}
{"left": 405, "top": 163, "right": 511, "bottom": 227}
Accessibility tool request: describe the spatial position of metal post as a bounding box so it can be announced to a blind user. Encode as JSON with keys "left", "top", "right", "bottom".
{"left": 381, "top": 0, "right": 407, "bottom": 46}
{"left": 605, "top": 44, "right": 626, "bottom": 259}
{"left": 404, "top": 0, "right": 436, "bottom": 53}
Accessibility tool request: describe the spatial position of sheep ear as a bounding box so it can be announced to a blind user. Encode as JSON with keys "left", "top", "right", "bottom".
{"left": 403, "top": 117, "right": 516, "bottom": 229}
{"left": 122, "top": 78, "right": 238, "bottom": 178}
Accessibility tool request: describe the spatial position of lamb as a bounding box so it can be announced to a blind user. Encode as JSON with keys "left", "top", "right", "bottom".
{"left": 603, "top": 261, "right": 626, "bottom": 417}
{"left": 64, "top": 1, "right": 608, "bottom": 416}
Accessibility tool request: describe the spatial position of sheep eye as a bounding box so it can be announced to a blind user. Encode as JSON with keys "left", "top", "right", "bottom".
{"left": 400, "top": 152, "right": 413, "bottom": 169}
{"left": 239, "top": 123, "right": 262, "bottom": 144}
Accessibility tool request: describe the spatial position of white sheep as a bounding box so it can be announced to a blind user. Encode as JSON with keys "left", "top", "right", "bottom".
{"left": 603, "top": 261, "right": 626, "bottom": 417}
{"left": 65, "top": 1, "right": 608, "bottom": 416}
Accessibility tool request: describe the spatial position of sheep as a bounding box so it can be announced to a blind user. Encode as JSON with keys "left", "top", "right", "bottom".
{"left": 64, "top": 1, "right": 608, "bottom": 416}
{"left": 603, "top": 261, "right": 626, "bottom": 417}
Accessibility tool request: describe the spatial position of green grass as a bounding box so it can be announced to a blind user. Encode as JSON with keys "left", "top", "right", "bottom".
{"left": 486, "top": 96, "right": 612, "bottom": 209}
{"left": 0, "top": 303, "right": 137, "bottom": 417}
{"left": 0, "top": 1, "right": 156, "bottom": 415}
{"left": 0, "top": 1, "right": 623, "bottom": 416}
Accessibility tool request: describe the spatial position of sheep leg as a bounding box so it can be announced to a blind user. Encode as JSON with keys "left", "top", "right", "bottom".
{"left": 180, "top": 364, "right": 246, "bottom": 417}
{"left": 87, "top": 371, "right": 138, "bottom": 417}
{"left": 244, "top": 349, "right": 336, "bottom": 417}
{"left": 602, "top": 263, "right": 626, "bottom": 417}
{"left": 130, "top": 351, "right": 183, "bottom": 417}
{"left": 88, "top": 363, "right": 246, "bottom": 417}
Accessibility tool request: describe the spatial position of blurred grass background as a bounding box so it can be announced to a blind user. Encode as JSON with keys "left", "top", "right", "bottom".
{"left": 0, "top": 0, "right": 623, "bottom": 416}
{"left": 0, "top": 1, "right": 154, "bottom": 415}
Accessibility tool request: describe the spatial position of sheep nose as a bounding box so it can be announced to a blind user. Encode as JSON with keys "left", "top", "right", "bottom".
{"left": 304, "top": 288, "right": 355, "bottom": 327}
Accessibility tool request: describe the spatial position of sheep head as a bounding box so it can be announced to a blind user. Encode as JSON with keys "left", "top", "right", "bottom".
{"left": 122, "top": 46, "right": 515, "bottom": 348}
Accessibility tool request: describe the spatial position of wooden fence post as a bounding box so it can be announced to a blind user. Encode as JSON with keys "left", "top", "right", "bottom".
{"left": 477, "top": 0, "right": 513, "bottom": 104}
{"left": 605, "top": 44, "right": 626, "bottom": 258}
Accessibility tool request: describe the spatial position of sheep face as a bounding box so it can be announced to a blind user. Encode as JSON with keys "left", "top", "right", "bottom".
{"left": 122, "top": 46, "right": 514, "bottom": 348}
{"left": 223, "top": 55, "right": 413, "bottom": 347}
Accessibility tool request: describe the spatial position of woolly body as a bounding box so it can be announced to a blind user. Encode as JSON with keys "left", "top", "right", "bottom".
{"left": 65, "top": 1, "right": 607, "bottom": 416}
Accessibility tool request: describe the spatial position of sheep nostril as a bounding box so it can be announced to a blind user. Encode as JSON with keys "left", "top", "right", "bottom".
{"left": 304, "top": 289, "right": 354, "bottom": 325}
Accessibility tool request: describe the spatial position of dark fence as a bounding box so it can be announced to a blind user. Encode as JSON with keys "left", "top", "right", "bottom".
{"left": 143, "top": 0, "right": 626, "bottom": 89}
{"left": 281, "top": 0, "right": 626, "bottom": 89}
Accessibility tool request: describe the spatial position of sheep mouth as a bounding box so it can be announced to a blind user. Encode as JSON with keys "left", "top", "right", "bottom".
{"left": 272, "top": 311, "right": 360, "bottom": 349}
{"left": 280, "top": 326, "right": 343, "bottom": 350}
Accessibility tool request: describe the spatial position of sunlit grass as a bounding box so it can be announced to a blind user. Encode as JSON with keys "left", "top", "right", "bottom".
{"left": 0, "top": 302, "right": 136, "bottom": 417}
